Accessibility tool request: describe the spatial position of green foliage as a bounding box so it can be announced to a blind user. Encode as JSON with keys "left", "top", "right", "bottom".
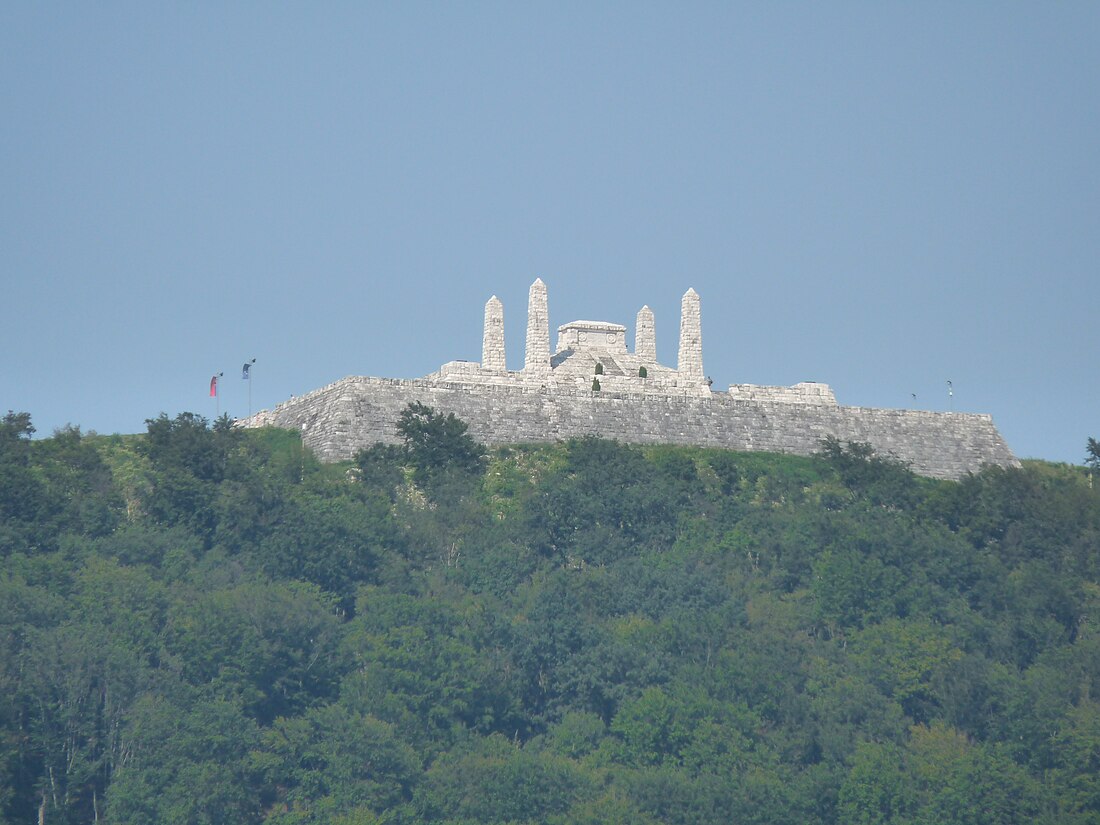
{"left": 851, "top": 619, "right": 963, "bottom": 722}
{"left": 901, "top": 722, "right": 1042, "bottom": 825}
{"left": 142, "top": 411, "right": 239, "bottom": 483}
{"left": 139, "top": 412, "right": 252, "bottom": 542}
{"left": 35, "top": 426, "right": 124, "bottom": 539}
{"left": 812, "top": 546, "right": 900, "bottom": 631}
{"left": 609, "top": 685, "right": 759, "bottom": 774}
{"left": 341, "top": 588, "right": 522, "bottom": 748}
{"left": 1, "top": 408, "right": 1099, "bottom": 824}
{"left": 396, "top": 402, "right": 485, "bottom": 496}
{"left": 354, "top": 442, "right": 405, "bottom": 502}
{"left": 165, "top": 580, "right": 344, "bottom": 724}
{"left": 816, "top": 436, "right": 918, "bottom": 508}
{"left": 1087, "top": 437, "right": 1100, "bottom": 472}
{"left": 0, "top": 413, "right": 48, "bottom": 553}
{"left": 592, "top": 377, "right": 601, "bottom": 391}
{"left": 838, "top": 740, "right": 911, "bottom": 825}
{"left": 0, "top": 411, "right": 34, "bottom": 439}
{"left": 417, "top": 736, "right": 593, "bottom": 823}
{"left": 527, "top": 436, "right": 687, "bottom": 565}
{"left": 108, "top": 698, "right": 263, "bottom": 825}
{"left": 261, "top": 705, "right": 420, "bottom": 820}
{"left": 1050, "top": 699, "right": 1100, "bottom": 821}
{"left": 2, "top": 418, "right": 127, "bottom": 556}
{"left": 248, "top": 492, "right": 393, "bottom": 610}
{"left": 544, "top": 710, "right": 606, "bottom": 758}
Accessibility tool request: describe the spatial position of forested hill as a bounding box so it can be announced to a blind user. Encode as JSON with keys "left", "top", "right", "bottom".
{"left": 2, "top": 406, "right": 1098, "bottom": 825}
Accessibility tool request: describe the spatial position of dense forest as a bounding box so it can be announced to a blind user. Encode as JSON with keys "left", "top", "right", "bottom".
{"left": 1, "top": 405, "right": 1098, "bottom": 825}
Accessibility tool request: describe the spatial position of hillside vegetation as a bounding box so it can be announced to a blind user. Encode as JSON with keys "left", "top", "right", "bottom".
{"left": 1, "top": 407, "right": 1099, "bottom": 825}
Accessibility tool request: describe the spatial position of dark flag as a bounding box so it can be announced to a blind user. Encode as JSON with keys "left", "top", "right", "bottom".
{"left": 243, "top": 359, "right": 255, "bottom": 379}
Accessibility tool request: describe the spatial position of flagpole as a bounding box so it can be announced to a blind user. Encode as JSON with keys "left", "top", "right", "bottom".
{"left": 211, "top": 372, "right": 223, "bottom": 418}
{"left": 243, "top": 358, "right": 257, "bottom": 417}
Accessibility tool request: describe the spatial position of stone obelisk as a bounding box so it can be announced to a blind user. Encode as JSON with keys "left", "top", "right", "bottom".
{"left": 677, "top": 287, "right": 703, "bottom": 384}
{"left": 635, "top": 305, "right": 656, "bottom": 362}
{"left": 482, "top": 295, "right": 506, "bottom": 373}
{"left": 524, "top": 278, "right": 551, "bottom": 381}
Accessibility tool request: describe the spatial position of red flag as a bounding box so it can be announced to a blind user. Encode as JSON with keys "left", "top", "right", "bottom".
{"left": 209, "top": 375, "right": 218, "bottom": 397}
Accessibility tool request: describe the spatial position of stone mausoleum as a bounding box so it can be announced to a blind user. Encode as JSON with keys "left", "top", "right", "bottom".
{"left": 242, "top": 279, "right": 1017, "bottom": 480}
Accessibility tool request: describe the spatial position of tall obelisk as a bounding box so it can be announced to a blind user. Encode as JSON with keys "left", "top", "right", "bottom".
{"left": 524, "top": 278, "right": 551, "bottom": 381}
{"left": 677, "top": 287, "right": 703, "bottom": 384}
{"left": 482, "top": 295, "right": 506, "bottom": 373}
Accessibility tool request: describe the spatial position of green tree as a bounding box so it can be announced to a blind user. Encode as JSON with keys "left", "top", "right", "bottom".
{"left": 249, "top": 491, "right": 393, "bottom": 611}
{"left": 20, "top": 623, "right": 145, "bottom": 825}
{"left": 904, "top": 721, "right": 1043, "bottom": 825}
{"left": 1050, "top": 700, "right": 1100, "bottom": 822}
{"left": 107, "top": 697, "right": 263, "bottom": 825}
{"left": 395, "top": 402, "right": 485, "bottom": 494}
{"left": 545, "top": 710, "right": 607, "bottom": 758}
{"left": 416, "top": 735, "right": 593, "bottom": 823}
{"left": 812, "top": 547, "right": 900, "bottom": 632}
{"left": 142, "top": 412, "right": 239, "bottom": 483}
{"left": 610, "top": 686, "right": 694, "bottom": 767}
{"left": 525, "top": 437, "right": 681, "bottom": 564}
{"left": 851, "top": 619, "right": 963, "bottom": 722}
{"left": 1086, "top": 437, "right": 1100, "bottom": 472}
{"left": 0, "top": 412, "right": 46, "bottom": 553}
{"left": 34, "top": 425, "right": 123, "bottom": 539}
{"left": 341, "top": 588, "right": 520, "bottom": 747}
{"left": 837, "top": 740, "right": 911, "bottom": 825}
{"left": 260, "top": 704, "right": 419, "bottom": 821}
{"left": 164, "top": 580, "right": 345, "bottom": 724}
{"left": 816, "top": 437, "right": 917, "bottom": 509}
{"left": 353, "top": 442, "right": 405, "bottom": 502}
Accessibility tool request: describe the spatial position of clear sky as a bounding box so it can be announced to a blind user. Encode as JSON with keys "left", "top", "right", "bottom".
{"left": 2, "top": 4, "right": 1097, "bottom": 464}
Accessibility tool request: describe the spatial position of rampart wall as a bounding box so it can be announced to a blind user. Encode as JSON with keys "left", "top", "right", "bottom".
{"left": 243, "top": 376, "right": 1018, "bottom": 480}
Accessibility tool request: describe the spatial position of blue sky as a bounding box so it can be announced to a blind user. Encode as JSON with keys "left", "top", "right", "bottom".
{"left": 2, "top": 4, "right": 1097, "bottom": 464}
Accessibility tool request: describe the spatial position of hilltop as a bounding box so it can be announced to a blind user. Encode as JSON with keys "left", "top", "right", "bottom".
{"left": 243, "top": 279, "right": 1017, "bottom": 480}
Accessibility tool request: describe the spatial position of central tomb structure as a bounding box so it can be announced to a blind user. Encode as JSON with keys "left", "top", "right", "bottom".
{"left": 432, "top": 279, "right": 823, "bottom": 400}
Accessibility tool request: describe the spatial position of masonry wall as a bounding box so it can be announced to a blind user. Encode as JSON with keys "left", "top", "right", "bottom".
{"left": 244, "top": 376, "right": 1018, "bottom": 480}
{"left": 727, "top": 382, "right": 838, "bottom": 405}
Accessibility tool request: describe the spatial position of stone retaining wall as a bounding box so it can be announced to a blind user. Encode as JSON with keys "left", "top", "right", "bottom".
{"left": 242, "top": 376, "right": 1017, "bottom": 480}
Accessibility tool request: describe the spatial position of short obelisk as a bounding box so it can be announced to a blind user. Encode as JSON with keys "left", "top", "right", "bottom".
{"left": 635, "top": 305, "right": 656, "bottom": 362}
